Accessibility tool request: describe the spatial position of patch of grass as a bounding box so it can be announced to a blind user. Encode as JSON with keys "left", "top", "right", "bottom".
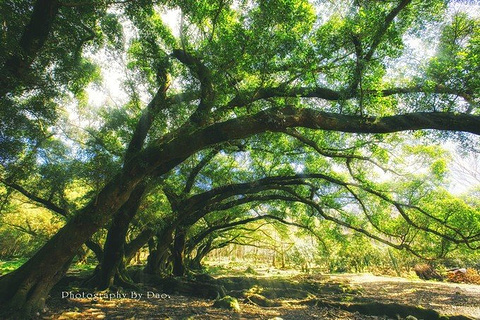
{"left": 69, "top": 263, "right": 96, "bottom": 272}
{"left": 0, "top": 259, "right": 98, "bottom": 277}
{"left": 203, "top": 264, "right": 228, "bottom": 275}
{"left": 65, "top": 262, "right": 97, "bottom": 279}
{"left": 0, "top": 258, "right": 28, "bottom": 275}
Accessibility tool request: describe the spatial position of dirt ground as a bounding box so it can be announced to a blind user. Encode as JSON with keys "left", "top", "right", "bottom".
{"left": 39, "top": 273, "right": 480, "bottom": 320}
{"left": 330, "top": 273, "right": 480, "bottom": 319}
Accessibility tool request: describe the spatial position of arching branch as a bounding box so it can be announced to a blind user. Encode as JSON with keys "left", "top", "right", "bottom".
{"left": 1, "top": 179, "right": 67, "bottom": 217}
{"left": 283, "top": 128, "right": 398, "bottom": 174}
{"left": 184, "top": 148, "right": 220, "bottom": 194}
{"left": 172, "top": 49, "right": 214, "bottom": 124}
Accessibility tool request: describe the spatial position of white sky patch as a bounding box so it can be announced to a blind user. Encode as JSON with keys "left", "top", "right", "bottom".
{"left": 404, "top": 37, "right": 436, "bottom": 60}
{"left": 447, "top": 142, "right": 480, "bottom": 195}
{"left": 449, "top": 1, "right": 480, "bottom": 19}
{"left": 161, "top": 8, "right": 182, "bottom": 38}
{"left": 85, "top": 8, "right": 182, "bottom": 111}
{"left": 87, "top": 53, "right": 130, "bottom": 109}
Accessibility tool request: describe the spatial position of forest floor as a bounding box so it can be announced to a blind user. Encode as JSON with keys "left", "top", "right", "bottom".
{"left": 38, "top": 267, "right": 480, "bottom": 320}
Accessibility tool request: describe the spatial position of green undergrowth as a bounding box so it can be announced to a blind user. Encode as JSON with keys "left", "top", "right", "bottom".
{"left": 0, "top": 258, "right": 27, "bottom": 275}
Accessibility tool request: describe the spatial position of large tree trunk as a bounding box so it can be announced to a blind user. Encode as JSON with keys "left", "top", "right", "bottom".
{"left": 144, "top": 226, "right": 175, "bottom": 275}
{"left": 0, "top": 254, "right": 73, "bottom": 318}
{"left": 172, "top": 227, "right": 187, "bottom": 277}
{"left": 124, "top": 228, "right": 155, "bottom": 265}
{"left": 0, "top": 215, "right": 99, "bottom": 317}
{"left": 88, "top": 183, "right": 147, "bottom": 290}
{"left": 189, "top": 238, "right": 213, "bottom": 270}
{"left": 0, "top": 172, "right": 143, "bottom": 318}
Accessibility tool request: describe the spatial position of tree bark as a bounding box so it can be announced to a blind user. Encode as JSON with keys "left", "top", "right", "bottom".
{"left": 0, "top": 172, "right": 143, "bottom": 317}
{"left": 85, "top": 239, "right": 104, "bottom": 263}
{"left": 189, "top": 238, "right": 213, "bottom": 270}
{"left": 88, "top": 183, "right": 147, "bottom": 290}
{"left": 172, "top": 227, "right": 187, "bottom": 277}
{"left": 144, "top": 225, "right": 175, "bottom": 274}
{"left": 124, "top": 228, "right": 155, "bottom": 265}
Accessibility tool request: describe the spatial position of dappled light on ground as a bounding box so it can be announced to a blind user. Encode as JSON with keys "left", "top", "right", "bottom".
{"left": 40, "top": 273, "right": 480, "bottom": 320}
{"left": 43, "top": 294, "right": 388, "bottom": 320}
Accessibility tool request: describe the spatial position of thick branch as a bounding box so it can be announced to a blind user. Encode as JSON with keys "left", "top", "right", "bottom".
{"left": 180, "top": 192, "right": 297, "bottom": 230}
{"left": 223, "top": 84, "right": 472, "bottom": 111}
{"left": 142, "top": 108, "right": 480, "bottom": 174}
{"left": 364, "top": 0, "right": 412, "bottom": 62}
{"left": 350, "top": 0, "right": 413, "bottom": 94}
{"left": 124, "top": 228, "right": 155, "bottom": 263}
{"left": 206, "top": 194, "right": 296, "bottom": 213}
{"left": 1, "top": 180, "right": 67, "bottom": 217}
{"left": 188, "top": 213, "right": 317, "bottom": 252}
{"left": 184, "top": 148, "right": 219, "bottom": 194}
{"left": 180, "top": 174, "right": 320, "bottom": 214}
{"left": 172, "top": 49, "right": 214, "bottom": 123}
{"left": 85, "top": 239, "right": 104, "bottom": 263}
{"left": 124, "top": 70, "right": 169, "bottom": 164}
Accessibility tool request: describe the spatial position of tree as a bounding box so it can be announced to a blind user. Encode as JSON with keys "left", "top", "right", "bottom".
{"left": 1, "top": 0, "right": 480, "bottom": 317}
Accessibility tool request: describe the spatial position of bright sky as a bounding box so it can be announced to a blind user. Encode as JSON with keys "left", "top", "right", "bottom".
{"left": 86, "top": 8, "right": 181, "bottom": 109}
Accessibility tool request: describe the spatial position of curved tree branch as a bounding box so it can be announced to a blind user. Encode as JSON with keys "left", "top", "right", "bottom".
{"left": 184, "top": 148, "right": 220, "bottom": 194}
{"left": 124, "top": 68, "right": 170, "bottom": 164}
{"left": 172, "top": 49, "right": 214, "bottom": 124}
{"left": 140, "top": 107, "right": 480, "bottom": 176}
{"left": 1, "top": 179, "right": 67, "bottom": 217}
{"left": 284, "top": 128, "right": 399, "bottom": 175}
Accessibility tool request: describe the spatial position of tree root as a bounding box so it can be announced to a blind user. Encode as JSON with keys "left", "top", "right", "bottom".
{"left": 296, "top": 298, "right": 475, "bottom": 320}
{"left": 244, "top": 293, "right": 282, "bottom": 307}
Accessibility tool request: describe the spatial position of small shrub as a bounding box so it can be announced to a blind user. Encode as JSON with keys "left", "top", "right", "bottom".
{"left": 212, "top": 295, "right": 241, "bottom": 312}
{"left": 244, "top": 266, "right": 257, "bottom": 274}
{"left": 413, "top": 264, "right": 442, "bottom": 281}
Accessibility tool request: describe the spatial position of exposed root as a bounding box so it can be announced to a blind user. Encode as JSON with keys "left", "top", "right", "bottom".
{"left": 295, "top": 298, "right": 475, "bottom": 320}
